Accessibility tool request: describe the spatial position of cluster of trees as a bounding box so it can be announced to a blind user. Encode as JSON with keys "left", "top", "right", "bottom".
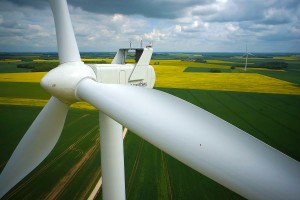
{"left": 210, "top": 68, "right": 221, "bottom": 73}
{"left": 17, "top": 62, "right": 58, "bottom": 72}
{"left": 230, "top": 61, "right": 288, "bottom": 70}
{"left": 83, "top": 60, "right": 108, "bottom": 64}
{"left": 195, "top": 58, "right": 207, "bottom": 63}
{"left": 258, "top": 62, "right": 288, "bottom": 69}
{"left": 17, "top": 60, "right": 109, "bottom": 72}
{"left": 180, "top": 58, "right": 207, "bottom": 63}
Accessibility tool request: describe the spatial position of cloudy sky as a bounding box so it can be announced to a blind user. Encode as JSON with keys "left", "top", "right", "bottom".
{"left": 0, "top": 0, "right": 299, "bottom": 53}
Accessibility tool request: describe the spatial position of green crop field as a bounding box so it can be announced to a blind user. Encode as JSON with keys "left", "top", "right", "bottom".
{"left": 0, "top": 62, "right": 31, "bottom": 73}
{"left": 95, "top": 88, "right": 300, "bottom": 200}
{"left": 0, "top": 53, "right": 300, "bottom": 200}
{"left": 0, "top": 105, "right": 101, "bottom": 199}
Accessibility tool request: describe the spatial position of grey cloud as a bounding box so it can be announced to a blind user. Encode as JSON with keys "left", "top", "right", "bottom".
{"left": 70, "top": 0, "right": 214, "bottom": 19}
{"left": 1, "top": 0, "right": 299, "bottom": 52}
{"left": 207, "top": 0, "right": 299, "bottom": 24}
{"left": 260, "top": 17, "right": 291, "bottom": 25}
{"left": 207, "top": 0, "right": 264, "bottom": 22}
{"left": 259, "top": 8, "right": 294, "bottom": 25}
{"left": 4, "top": 0, "right": 48, "bottom": 9}
{"left": 239, "top": 22, "right": 270, "bottom": 32}
{"left": 258, "top": 31, "right": 300, "bottom": 41}
{"left": 192, "top": 7, "right": 218, "bottom": 16}
{"left": 7, "top": 0, "right": 214, "bottom": 19}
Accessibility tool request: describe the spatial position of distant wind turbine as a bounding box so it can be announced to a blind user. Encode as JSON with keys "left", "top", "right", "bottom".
{"left": 243, "top": 44, "right": 255, "bottom": 71}
{"left": 1, "top": 1, "right": 300, "bottom": 200}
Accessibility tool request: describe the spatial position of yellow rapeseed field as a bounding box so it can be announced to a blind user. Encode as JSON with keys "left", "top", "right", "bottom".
{"left": 0, "top": 97, "right": 96, "bottom": 110}
{"left": 273, "top": 57, "right": 300, "bottom": 61}
{"left": 0, "top": 64, "right": 299, "bottom": 95}
{"left": 0, "top": 72, "right": 46, "bottom": 83}
{"left": 154, "top": 65, "right": 300, "bottom": 95}
{"left": 206, "top": 60, "right": 244, "bottom": 64}
{"left": 235, "top": 67, "right": 285, "bottom": 72}
{"left": 33, "top": 59, "right": 58, "bottom": 62}
{"left": 151, "top": 60, "right": 232, "bottom": 69}
{"left": 0, "top": 60, "right": 299, "bottom": 109}
{"left": 0, "top": 59, "right": 22, "bottom": 62}
{"left": 0, "top": 97, "right": 47, "bottom": 107}
{"left": 33, "top": 58, "right": 113, "bottom": 63}
{"left": 82, "top": 58, "right": 112, "bottom": 63}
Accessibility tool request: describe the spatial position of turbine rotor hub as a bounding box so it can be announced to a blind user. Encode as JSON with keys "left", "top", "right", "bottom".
{"left": 41, "top": 62, "right": 96, "bottom": 104}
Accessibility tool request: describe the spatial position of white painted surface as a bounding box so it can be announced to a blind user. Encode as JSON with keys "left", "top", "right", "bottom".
{"left": 88, "top": 64, "right": 155, "bottom": 88}
{"left": 0, "top": 97, "right": 69, "bottom": 199}
{"left": 77, "top": 78, "right": 300, "bottom": 200}
{"left": 87, "top": 128, "right": 128, "bottom": 200}
{"left": 41, "top": 62, "right": 96, "bottom": 104}
{"left": 112, "top": 49, "right": 127, "bottom": 64}
{"left": 129, "top": 48, "right": 153, "bottom": 81}
{"left": 49, "top": 0, "right": 81, "bottom": 64}
{"left": 99, "top": 112, "right": 126, "bottom": 200}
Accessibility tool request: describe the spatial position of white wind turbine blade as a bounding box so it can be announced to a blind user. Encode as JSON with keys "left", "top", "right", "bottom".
{"left": 49, "top": 0, "right": 81, "bottom": 64}
{"left": 0, "top": 0, "right": 88, "bottom": 197}
{"left": 76, "top": 78, "right": 300, "bottom": 200}
{"left": 0, "top": 97, "right": 69, "bottom": 198}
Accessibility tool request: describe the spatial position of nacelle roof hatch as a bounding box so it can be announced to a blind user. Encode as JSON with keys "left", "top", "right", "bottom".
{"left": 112, "top": 47, "right": 153, "bottom": 81}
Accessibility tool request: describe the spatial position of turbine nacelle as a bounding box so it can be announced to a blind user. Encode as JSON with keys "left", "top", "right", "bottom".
{"left": 41, "top": 47, "right": 156, "bottom": 104}
{"left": 88, "top": 64, "right": 155, "bottom": 88}
{"left": 1, "top": 0, "right": 300, "bottom": 199}
{"left": 89, "top": 47, "right": 155, "bottom": 88}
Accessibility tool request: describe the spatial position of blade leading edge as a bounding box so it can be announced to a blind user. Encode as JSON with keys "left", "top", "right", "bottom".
{"left": 76, "top": 78, "right": 300, "bottom": 200}
{"left": 0, "top": 97, "right": 69, "bottom": 198}
{"left": 49, "top": 0, "right": 81, "bottom": 64}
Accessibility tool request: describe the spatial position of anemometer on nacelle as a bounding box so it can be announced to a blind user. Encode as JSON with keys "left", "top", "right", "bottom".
{"left": 88, "top": 47, "right": 155, "bottom": 88}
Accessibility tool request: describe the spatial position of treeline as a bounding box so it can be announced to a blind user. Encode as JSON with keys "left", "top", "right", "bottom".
{"left": 82, "top": 60, "right": 108, "bottom": 64}
{"left": 17, "top": 60, "right": 108, "bottom": 72}
{"left": 195, "top": 58, "right": 207, "bottom": 63}
{"left": 181, "top": 58, "right": 207, "bottom": 63}
{"left": 258, "top": 61, "right": 288, "bottom": 69}
{"left": 17, "top": 62, "right": 58, "bottom": 72}
{"left": 232, "top": 61, "right": 288, "bottom": 70}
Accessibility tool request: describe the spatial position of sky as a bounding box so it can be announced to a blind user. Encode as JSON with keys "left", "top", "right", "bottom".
{"left": 0, "top": 0, "right": 299, "bottom": 53}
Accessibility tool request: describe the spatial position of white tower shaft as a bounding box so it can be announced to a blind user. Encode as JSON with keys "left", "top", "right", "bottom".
{"left": 100, "top": 112, "right": 126, "bottom": 200}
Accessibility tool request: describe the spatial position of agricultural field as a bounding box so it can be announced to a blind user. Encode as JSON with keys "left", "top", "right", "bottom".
{"left": 0, "top": 52, "right": 300, "bottom": 200}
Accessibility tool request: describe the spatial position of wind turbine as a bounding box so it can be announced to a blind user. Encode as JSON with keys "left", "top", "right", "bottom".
{"left": 0, "top": 0, "right": 300, "bottom": 199}
{"left": 243, "top": 44, "right": 255, "bottom": 71}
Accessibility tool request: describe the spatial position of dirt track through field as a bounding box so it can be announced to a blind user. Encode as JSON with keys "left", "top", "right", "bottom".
{"left": 126, "top": 139, "right": 144, "bottom": 199}
{"left": 3, "top": 123, "right": 98, "bottom": 200}
{"left": 44, "top": 140, "right": 98, "bottom": 200}
{"left": 78, "top": 165, "right": 101, "bottom": 200}
{"left": 161, "top": 151, "right": 173, "bottom": 200}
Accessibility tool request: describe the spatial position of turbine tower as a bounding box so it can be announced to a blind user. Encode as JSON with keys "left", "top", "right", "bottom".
{"left": 243, "top": 44, "right": 255, "bottom": 71}
{"left": 0, "top": 0, "right": 300, "bottom": 199}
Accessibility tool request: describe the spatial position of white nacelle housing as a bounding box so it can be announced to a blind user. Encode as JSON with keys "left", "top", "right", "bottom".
{"left": 87, "top": 47, "right": 156, "bottom": 88}
{"left": 40, "top": 47, "right": 156, "bottom": 104}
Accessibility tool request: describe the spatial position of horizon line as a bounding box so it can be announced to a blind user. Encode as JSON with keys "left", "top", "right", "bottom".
{"left": 0, "top": 51, "right": 300, "bottom": 54}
